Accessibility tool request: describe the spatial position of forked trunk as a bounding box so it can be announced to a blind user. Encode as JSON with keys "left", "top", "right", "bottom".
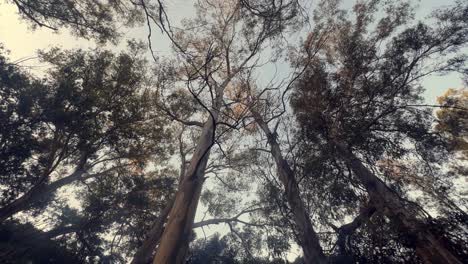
{"left": 253, "top": 112, "right": 327, "bottom": 264}
{"left": 335, "top": 142, "right": 462, "bottom": 264}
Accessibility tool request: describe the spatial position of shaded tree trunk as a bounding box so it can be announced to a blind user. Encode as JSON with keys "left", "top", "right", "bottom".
{"left": 335, "top": 142, "right": 462, "bottom": 264}
{"left": 131, "top": 198, "right": 175, "bottom": 264}
{"left": 253, "top": 112, "right": 327, "bottom": 264}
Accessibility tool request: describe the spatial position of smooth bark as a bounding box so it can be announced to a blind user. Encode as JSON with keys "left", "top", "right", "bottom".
{"left": 152, "top": 58, "right": 237, "bottom": 263}
{"left": 152, "top": 118, "right": 215, "bottom": 264}
{"left": 335, "top": 142, "right": 462, "bottom": 264}
{"left": 153, "top": 79, "right": 226, "bottom": 263}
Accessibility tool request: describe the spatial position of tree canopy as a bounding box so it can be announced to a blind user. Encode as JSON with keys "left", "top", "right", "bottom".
{"left": 0, "top": 0, "right": 467, "bottom": 263}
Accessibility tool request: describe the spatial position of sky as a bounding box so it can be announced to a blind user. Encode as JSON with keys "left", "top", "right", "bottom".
{"left": 0, "top": 0, "right": 465, "bottom": 260}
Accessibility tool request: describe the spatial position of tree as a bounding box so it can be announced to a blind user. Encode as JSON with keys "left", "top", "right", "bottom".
{"left": 251, "top": 110, "right": 327, "bottom": 264}
{"left": 146, "top": 1, "right": 302, "bottom": 263}
{"left": 242, "top": 2, "right": 349, "bottom": 262}
{"left": 290, "top": 0, "right": 467, "bottom": 263}
{"left": 0, "top": 43, "right": 171, "bottom": 223}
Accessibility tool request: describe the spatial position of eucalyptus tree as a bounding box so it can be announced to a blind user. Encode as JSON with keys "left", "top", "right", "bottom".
{"left": 0, "top": 43, "right": 171, "bottom": 223}
{"left": 241, "top": 2, "right": 350, "bottom": 262}
{"left": 139, "top": 1, "right": 303, "bottom": 263}
{"left": 290, "top": 0, "right": 467, "bottom": 263}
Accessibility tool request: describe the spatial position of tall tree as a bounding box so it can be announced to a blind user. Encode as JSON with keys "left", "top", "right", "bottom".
{"left": 291, "top": 0, "right": 467, "bottom": 263}
{"left": 251, "top": 110, "right": 327, "bottom": 264}
{"left": 0, "top": 44, "right": 171, "bottom": 223}
{"left": 241, "top": 2, "right": 349, "bottom": 262}
{"left": 145, "top": 1, "right": 302, "bottom": 263}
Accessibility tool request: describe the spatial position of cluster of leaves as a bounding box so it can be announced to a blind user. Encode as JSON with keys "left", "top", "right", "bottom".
{"left": 0, "top": 42, "right": 176, "bottom": 262}
{"left": 187, "top": 233, "right": 303, "bottom": 264}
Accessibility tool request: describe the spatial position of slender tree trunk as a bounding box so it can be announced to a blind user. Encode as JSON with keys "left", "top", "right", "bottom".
{"left": 253, "top": 112, "right": 327, "bottom": 264}
{"left": 152, "top": 117, "right": 216, "bottom": 264}
{"left": 131, "top": 198, "right": 175, "bottom": 264}
{"left": 152, "top": 65, "right": 239, "bottom": 263}
{"left": 335, "top": 142, "right": 462, "bottom": 264}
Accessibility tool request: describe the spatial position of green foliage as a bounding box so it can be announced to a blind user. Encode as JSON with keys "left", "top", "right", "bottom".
{"left": 0, "top": 44, "right": 175, "bottom": 262}
{"left": 0, "top": 43, "right": 171, "bottom": 207}
{"left": 188, "top": 233, "right": 291, "bottom": 264}
{"left": 0, "top": 45, "right": 47, "bottom": 204}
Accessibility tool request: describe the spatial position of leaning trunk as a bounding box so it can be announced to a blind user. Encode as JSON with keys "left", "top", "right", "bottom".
{"left": 253, "top": 112, "right": 327, "bottom": 264}
{"left": 131, "top": 198, "right": 174, "bottom": 264}
{"left": 335, "top": 142, "right": 462, "bottom": 264}
{"left": 152, "top": 118, "right": 216, "bottom": 264}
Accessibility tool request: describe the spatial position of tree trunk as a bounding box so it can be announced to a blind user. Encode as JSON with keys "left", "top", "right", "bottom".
{"left": 152, "top": 118, "right": 216, "bottom": 264}
{"left": 131, "top": 198, "right": 174, "bottom": 264}
{"left": 253, "top": 112, "right": 327, "bottom": 264}
{"left": 335, "top": 142, "right": 462, "bottom": 264}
